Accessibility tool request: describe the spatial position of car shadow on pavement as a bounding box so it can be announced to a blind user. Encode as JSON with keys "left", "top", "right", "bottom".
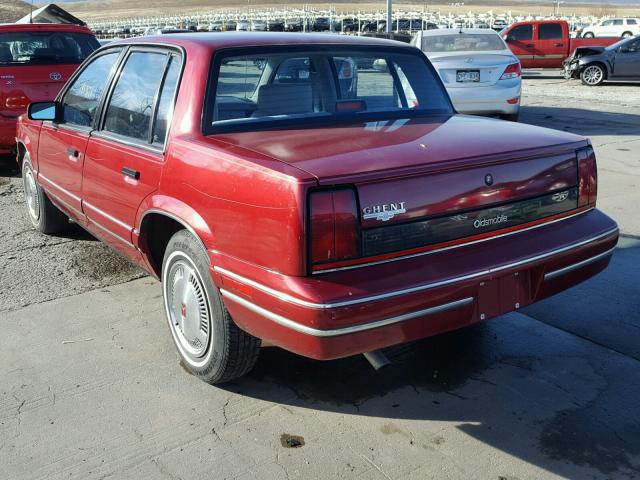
{"left": 520, "top": 105, "right": 640, "bottom": 137}
{"left": 220, "top": 243, "right": 640, "bottom": 478}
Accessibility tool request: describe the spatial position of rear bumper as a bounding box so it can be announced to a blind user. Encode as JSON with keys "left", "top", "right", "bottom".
{"left": 212, "top": 208, "right": 618, "bottom": 360}
{"left": 448, "top": 80, "right": 521, "bottom": 115}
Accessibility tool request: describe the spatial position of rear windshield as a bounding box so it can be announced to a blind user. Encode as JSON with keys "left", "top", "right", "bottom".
{"left": 0, "top": 31, "right": 99, "bottom": 66}
{"left": 421, "top": 34, "right": 506, "bottom": 52}
{"left": 206, "top": 46, "right": 452, "bottom": 133}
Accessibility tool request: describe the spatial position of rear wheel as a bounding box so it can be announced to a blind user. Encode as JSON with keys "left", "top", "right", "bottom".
{"left": 581, "top": 64, "right": 606, "bottom": 86}
{"left": 621, "top": 31, "right": 633, "bottom": 38}
{"left": 501, "top": 113, "right": 519, "bottom": 122}
{"left": 162, "top": 230, "right": 261, "bottom": 384}
{"left": 21, "top": 155, "right": 68, "bottom": 234}
{"left": 582, "top": 32, "right": 594, "bottom": 38}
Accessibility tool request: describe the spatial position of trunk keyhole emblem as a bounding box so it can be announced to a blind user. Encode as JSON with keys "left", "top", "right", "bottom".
{"left": 485, "top": 173, "right": 494, "bottom": 186}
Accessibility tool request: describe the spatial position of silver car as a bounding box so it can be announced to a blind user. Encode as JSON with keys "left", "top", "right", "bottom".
{"left": 412, "top": 28, "right": 522, "bottom": 121}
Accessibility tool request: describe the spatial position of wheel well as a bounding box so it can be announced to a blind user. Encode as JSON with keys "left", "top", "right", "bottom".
{"left": 16, "top": 142, "right": 26, "bottom": 169}
{"left": 139, "top": 213, "right": 186, "bottom": 277}
{"left": 622, "top": 31, "right": 632, "bottom": 37}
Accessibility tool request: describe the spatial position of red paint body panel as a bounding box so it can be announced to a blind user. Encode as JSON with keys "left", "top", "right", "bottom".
{"left": 0, "top": 23, "right": 97, "bottom": 151}
{"left": 502, "top": 20, "right": 620, "bottom": 68}
{"left": 15, "top": 33, "right": 619, "bottom": 361}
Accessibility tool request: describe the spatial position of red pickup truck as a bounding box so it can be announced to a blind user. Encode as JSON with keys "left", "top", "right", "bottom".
{"left": 17, "top": 33, "right": 618, "bottom": 384}
{"left": 501, "top": 20, "right": 620, "bottom": 68}
{"left": 0, "top": 23, "right": 98, "bottom": 154}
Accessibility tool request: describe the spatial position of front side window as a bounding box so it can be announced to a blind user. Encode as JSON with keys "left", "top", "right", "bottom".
{"left": 104, "top": 51, "right": 167, "bottom": 141}
{"left": 62, "top": 50, "right": 121, "bottom": 127}
{"left": 539, "top": 23, "right": 563, "bottom": 40}
{"left": 508, "top": 25, "right": 533, "bottom": 41}
{"left": 602, "top": 20, "right": 612, "bottom": 26}
{"left": 422, "top": 34, "right": 506, "bottom": 52}
{"left": 208, "top": 47, "right": 452, "bottom": 132}
{"left": 0, "top": 31, "right": 99, "bottom": 66}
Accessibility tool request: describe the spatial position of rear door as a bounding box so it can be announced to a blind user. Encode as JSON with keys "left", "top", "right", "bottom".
{"left": 81, "top": 48, "right": 182, "bottom": 256}
{"left": 36, "top": 48, "right": 123, "bottom": 215}
{"left": 535, "top": 22, "right": 566, "bottom": 68}
{"left": 504, "top": 23, "right": 536, "bottom": 67}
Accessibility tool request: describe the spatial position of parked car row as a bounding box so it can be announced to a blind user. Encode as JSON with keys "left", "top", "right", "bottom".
{"left": 15, "top": 31, "right": 617, "bottom": 384}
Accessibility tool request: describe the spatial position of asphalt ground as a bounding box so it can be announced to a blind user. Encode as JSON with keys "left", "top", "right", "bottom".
{"left": 0, "top": 73, "right": 639, "bottom": 479}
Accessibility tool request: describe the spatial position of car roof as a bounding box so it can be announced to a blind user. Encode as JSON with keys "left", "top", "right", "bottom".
{"left": 0, "top": 23, "right": 93, "bottom": 34}
{"left": 110, "top": 31, "right": 413, "bottom": 51}
{"left": 419, "top": 28, "right": 500, "bottom": 36}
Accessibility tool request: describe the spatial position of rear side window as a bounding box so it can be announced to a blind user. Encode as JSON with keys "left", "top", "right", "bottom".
{"left": 0, "top": 31, "right": 99, "bottom": 66}
{"left": 508, "top": 25, "right": 533, "bottom": 41}
{"left": 104, "top": 51, "right": 167, "bottom": 141}
{"left": 613, "top": 20, "right": 624, "bottom": 26}
{"left": 152, "top": 55, "right": 182, "bottom": 146}
{"left": 539, "top": 23, "right": 563, "bottom": 40}
{"left": 62, "top": 50, "right": 121, "bottom": 127}
{"left": 628, "top": 19, "right": 638, "bottom": 25}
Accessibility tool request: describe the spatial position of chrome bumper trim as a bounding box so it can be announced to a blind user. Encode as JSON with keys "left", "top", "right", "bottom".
{"left": 219, "top": 289, "right": 474, "bottom": 337}
{"left": 215, "top": 226, "right": 618, "bottom": 310}
{"left": 544, "top": 247, "right": 616, "bottom": 281}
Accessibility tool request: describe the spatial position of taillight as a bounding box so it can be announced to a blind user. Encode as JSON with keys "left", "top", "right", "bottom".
{"left": 577, "top": 146, "right": 598, "bottom": 207}
{"left": 309, "top": 189, "right": 359, "bottom": 266}
{"left": 500, "top": 62, "right": 521, "bottom": 80}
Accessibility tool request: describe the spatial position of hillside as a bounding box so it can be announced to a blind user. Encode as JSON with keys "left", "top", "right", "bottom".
{"left": 0, "top": 0, "right": 30, "bottom": 23}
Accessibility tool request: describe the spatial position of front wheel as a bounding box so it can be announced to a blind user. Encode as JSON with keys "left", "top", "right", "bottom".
{"left": 582, "top": 32, "right": 594, "bottom": 38}
{"left": 162, "top": 230, "right": 261, "bottom": 384}
{"left": 22, "top": 155, "right": 68, "bottom": 234}
{"left": 581, "top": 64, "right": 606, "bottom": 86}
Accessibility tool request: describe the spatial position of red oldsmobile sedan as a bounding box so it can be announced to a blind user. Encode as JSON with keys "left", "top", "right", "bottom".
{"left": 16, "top": 33, "right": 618, "bottom": 384}
{"left": 0, "top": 23, "right": 99, "bottom": 154}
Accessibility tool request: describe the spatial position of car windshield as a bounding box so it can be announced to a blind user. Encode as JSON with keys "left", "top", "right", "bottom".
{"left": 0, "top": 31, "right": 99, "bottom": 66}
{"left": 207, "top": 46, "right": 452, "bottom": 132}
{"left": 421, "top": 33, "right": 506, "bottom": 52}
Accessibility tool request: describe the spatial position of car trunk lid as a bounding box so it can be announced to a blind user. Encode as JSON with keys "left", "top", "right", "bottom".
{"left": 428, "top": 52, "right": 515, "bottom": 87}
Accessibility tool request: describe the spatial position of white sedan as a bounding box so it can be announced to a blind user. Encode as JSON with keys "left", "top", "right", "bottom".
{"left": 411, "top": 28, "right": 522, "bottom": 121}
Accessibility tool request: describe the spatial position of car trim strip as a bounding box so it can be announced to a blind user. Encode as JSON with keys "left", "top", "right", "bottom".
{"left": 83, "top": 201, "right": 133, "bottom": 232}
{"left": 46, "top": 191, "right": 84, "bottom": 219}
{"left": 544, "top": 247, "right": 616, "bottom": 281}
{"left": 88, "top": 217, "right": 135, "bottom": 248}
{"left": 314, "top": 208, "right": 594, "bottom": 274}
{"left": 214, "top": 226, "right": 618, "bottom": 310}
{"left": 38, "top": 173, "right": 81, "bottom": 203}
{"left": 219, "top": 289, "right": 474, "bottom": 337}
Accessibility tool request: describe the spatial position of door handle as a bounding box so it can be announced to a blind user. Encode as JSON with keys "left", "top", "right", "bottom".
{"left": 554, "top": 43, "right": 564, "bottom": 47}
{"left": 122, "top": 167, "right": 140, "bottom": 180}
{"left": 67, "top": 147, "right": 79, "bottom": 158}
{"left": 525, "top": 44, "right": 534, "bottom": 48}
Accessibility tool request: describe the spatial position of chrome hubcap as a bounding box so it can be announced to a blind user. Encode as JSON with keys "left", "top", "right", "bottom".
{"left": 24, "top": 169, "right": 40, "bottom": 222}
{"left": 583, "top": 66, "right": 603, "bottom": 85}
{"left": 166, "top": 258, "right": 211, "bottom": 362}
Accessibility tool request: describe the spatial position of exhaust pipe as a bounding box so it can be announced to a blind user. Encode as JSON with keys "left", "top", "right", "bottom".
{"left": 363, "top": 350, "right": 391, "bottom": 370}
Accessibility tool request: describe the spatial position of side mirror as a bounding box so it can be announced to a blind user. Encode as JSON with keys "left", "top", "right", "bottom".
{"left": 28, "top": 101, "right": 59, "bottom": 121}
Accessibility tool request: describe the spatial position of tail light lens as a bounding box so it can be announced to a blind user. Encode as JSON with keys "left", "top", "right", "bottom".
{"left": 577, "top": 146, "right": 598, "bottom": 207}
{"left": 500, "top": 62, "right": 521, "bottom": 80}
{"left": 309, "top": 189, "right": 359, "bottom": 266}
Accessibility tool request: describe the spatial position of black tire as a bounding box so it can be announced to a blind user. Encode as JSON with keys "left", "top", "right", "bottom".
{"left": 582, "top": 32, "right": 594, "bottom": 38}
{"left": 621, "top": 31, "right": 633, "bottom": 38}
{"left": 501, "top": 113, "right": 519, "bottom": 122}
{"left": 580, "top": 63, "right": 606, "bottom": 86}
{"left": 162, "top": 230, "right": 261, "bottom": 384}
{"left": 21, "top": 155, "right": 68, "bottom": 234}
